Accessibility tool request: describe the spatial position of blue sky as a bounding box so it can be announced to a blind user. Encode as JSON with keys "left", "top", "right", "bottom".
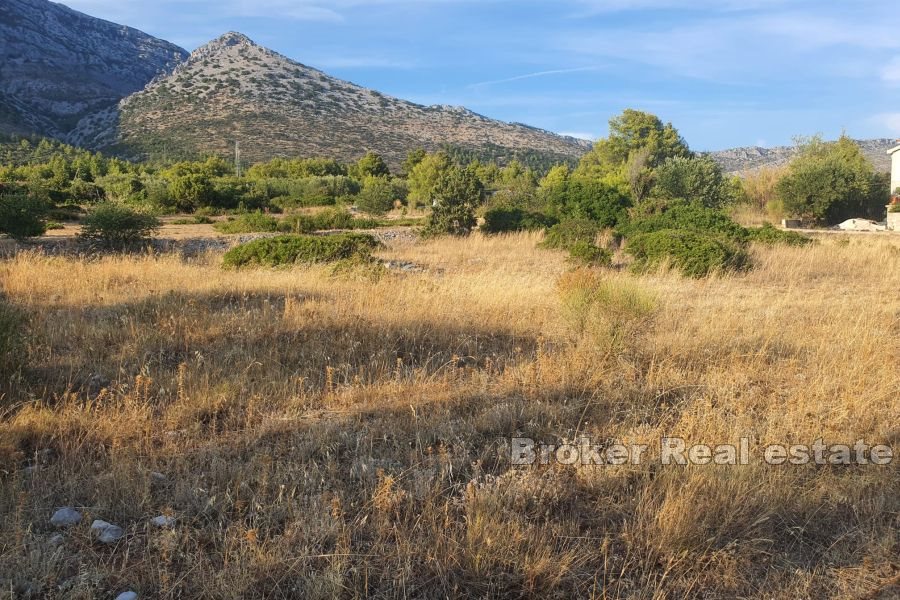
{"left": 61, "top": 0, "right": 900, "bottom": 150}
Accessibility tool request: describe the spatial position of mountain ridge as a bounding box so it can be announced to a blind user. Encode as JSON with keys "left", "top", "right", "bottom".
{"left": 0, "top": 0, "right": 188, "bottom": 138}
{"left": 706, "top": 138, "right": 896, "bottom": 174}
{"left": 73, "top": 31, "right": 591, "bottom": 168}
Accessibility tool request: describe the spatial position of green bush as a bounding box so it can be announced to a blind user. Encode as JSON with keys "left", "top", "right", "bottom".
{"left": 541, "top": 218, "right": 601, "bottom": 250}
{"left": 746, "top": 223, "right": 814, "bottom": 247}
{"left": 652, "top": 155, "right": 737, "bottom": 209}
{"left": 626, "top": 229, "right": 751, "bottom": 278}
{"left": 171, "top": 215, "right": 214, "bottom": 225}
{"left": 0, "top": 192, "right": 49, "bottom": 239}
{"left": 540, "top": 219, "right": 613, "bottom": 267}
{"left": 213, "top": 212, "right": 280, "bottom": 234}
{"left": 223, "top": 233, "right": 380, "bottom": 268}
{"left": 481, "top": 207, "right": 557, "bottom": 234}
{"left": 424, "top": 165, "right": 483, "bottom": 237}
{"left": 775, "top": 136, "right": 888, "bottom": 225}
{"left": 357, "top": 176, "right": 396, "bottom": 216}
{"left": 279, "top": 208, "right": 360, "bottom": 233}
{"left": 567, "top": 240, "right": 612, "bottom": 266}
{"left": 79, "top": 203, "right": 161, "bottom": 248}
{"left": 544, "top": 178, "right": 631, "bottom": 227}
{"left": 618, "top": 199, "right": 747, "bottom": 242}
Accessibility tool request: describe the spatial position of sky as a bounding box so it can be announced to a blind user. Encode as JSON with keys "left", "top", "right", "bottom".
{"left": 60, "top": 0, "right": 900, "bottom": 151}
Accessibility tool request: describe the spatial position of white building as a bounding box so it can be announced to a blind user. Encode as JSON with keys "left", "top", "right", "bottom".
{"left": 888, "top": 144, "right": 900, "bottom": 195}
{"left": 888, "top": 145, "right": 900, "bottom": 231}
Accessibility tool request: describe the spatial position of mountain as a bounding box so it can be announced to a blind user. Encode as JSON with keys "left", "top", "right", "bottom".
{"left": 707, "top": 138, "right": 896, "bottom": 175}
{"left": 72, "top": 32, "right": 591, "bottom": 168}
{"left": 0, "top": 0, "right": 187, "bottom": 139}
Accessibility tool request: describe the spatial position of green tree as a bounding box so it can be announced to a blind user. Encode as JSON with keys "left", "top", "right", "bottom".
{"left": 0, "top": 191, "right": 48, "bottom": 239}
{"left": 79, "top": 203, "right": 161, "bottom": 248}
{"left": 424, "top": 165, "right": 483, "bottom": 236}
{"left": 357, "top": 176, "right": 395, "bottom": 216}
{"left": 776, "top": 136, "right": 888, "bottom": 225}
{"left": 354, "top": 151, "right": 390, "bottom": 179}
{"left": 170, "top": 173, "right": 214, "bottom": 212}
{"left": 575, "top": 109, "right": 691, "bottom": 180}
{"left": 652, "top": 155, "right": 736, "bottom": 209}
{"left": 402, "top": 148, "right": 427, "bottom": 176}
{"left": 407, "top": 152, "right": 452, "bottom": 209}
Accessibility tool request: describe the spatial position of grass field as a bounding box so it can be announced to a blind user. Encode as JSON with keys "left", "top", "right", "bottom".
{"left": 1, "top": 231, "right": 898, "bottom": 598}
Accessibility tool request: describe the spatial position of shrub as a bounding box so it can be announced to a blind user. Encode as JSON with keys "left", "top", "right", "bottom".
{"left": 652, "top": 155, "right": 737, "bottom": 209}
{"left": 626, "top": 229, "right": 751, "bottom": 277}
{"left": 223, "top": 233, "right": 380, "bottom": 268}
{"left": 541, "top": 219, "right": 613, "bottom": 267}
{"left": 481, "top": 207, "right": 557, "bottom": 234}
{"left": 541, "top": 218, "right": 601, "bottom": 250}
{"left": 545, "top": 178, "right": 631, "bottom": 227}
{"left": 79, "top": 203, "right": 161, "bottom": 248}
{"left": 357, "top": 176, "right": 396, "bottom": 216}
{"left": 567, "top": 240, "right": 612, "bottom": 267}
{"left": 618, "top": 199, "right": 748, "bottom": 243}
{"left": 279, "top": 208, "right": 362, "bottom": 234}
{"left": 171, "top": 215, "right": 214, "bottom": 225}
{"left": 213, "top": 212, "right": 280, "bottom": 234}
{"left": 424, "top": 166, "right": 483, "bottom": 237}
{"left": 775, "top": 136, "right": 888, "bottom": 225}
{"left": 746, "top": 223, "right": 814, "bottom": 247}
{"left": 0, "top": 192, "right": 49, "bottom": 239}
{"left": 170, "top": 173, "right": 215, "bottom": 212}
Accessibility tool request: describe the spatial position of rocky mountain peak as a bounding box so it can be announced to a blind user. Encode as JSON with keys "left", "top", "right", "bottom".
{"left": 0, "top": 0, "right": 187, "bottom": 138}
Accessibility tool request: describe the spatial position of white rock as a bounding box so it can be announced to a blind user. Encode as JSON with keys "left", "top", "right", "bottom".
{"left": 90, "top": 519, "right": 124, "bottom": 543}
{"left": 50, "top": 507, "right": 82, "bottom": 527}
{"left": 115, "top": 592, "right": 138, "bottom": 600}
{"left": 150, "top": 515, "right": 176, "bottom": 528}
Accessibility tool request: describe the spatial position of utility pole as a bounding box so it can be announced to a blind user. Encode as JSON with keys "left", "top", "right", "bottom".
{"left": 235, "top": 140, "right": 242, "bottom": 177}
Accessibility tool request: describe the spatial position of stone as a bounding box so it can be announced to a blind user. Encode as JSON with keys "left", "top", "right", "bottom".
{"left": 114, "top": 592, "right": 138, "bottom": 600}
{"left": 149, "top": 471, "right": 167, "bottom": 483}
{"left": 48, "top": 533, "right": 65, "bottom": 546}
{"left": 90, "top": 519, "right": 125, "bottom": 544}
{"left": 50, "top": 507, "right": 82, "bottom": 527}
{"left": 150, "top": 515, "right": 176, "bottom": 528}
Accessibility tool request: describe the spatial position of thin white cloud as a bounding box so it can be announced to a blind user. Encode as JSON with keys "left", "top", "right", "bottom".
{"left": 308, "top": 56, "right": 419, "bottom": 69}
{"left": 468, "top": 67, "right": 598, "bottom": 89}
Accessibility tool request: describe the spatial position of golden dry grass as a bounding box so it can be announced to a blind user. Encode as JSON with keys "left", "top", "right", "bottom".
{"left": 0, "top": 232, "right": 898, "bottom": 598}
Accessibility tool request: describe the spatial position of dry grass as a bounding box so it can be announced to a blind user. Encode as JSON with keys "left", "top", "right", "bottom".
{"left": 0, "top": 231, "right": 898, "bottom": 598}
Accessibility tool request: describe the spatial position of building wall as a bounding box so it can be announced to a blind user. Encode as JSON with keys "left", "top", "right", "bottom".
{"left": 892, "top": 152, "right": 900, "bottom": 195}
{"left": 888, "top": 210, "right": 900, "bottom": 231}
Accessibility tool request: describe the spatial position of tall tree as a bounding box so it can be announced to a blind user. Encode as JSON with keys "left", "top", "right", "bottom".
{"left": 424, "top": 165, "right": 483, "bottom": 236}
{"left": 776, "top": 136, "right": 888, "bottom": 224}
{"left": 575, "top": 109, "right": 691, "bottom": 180}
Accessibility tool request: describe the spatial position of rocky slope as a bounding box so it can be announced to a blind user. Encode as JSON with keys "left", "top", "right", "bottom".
{"left": 0, "top": 0, "right": 187, "bottom": 138}
{"left": 76, "top": 32, "right": 591, "bottom": 167}
{"left": 707, "top": 138, "right": 896, "bottom": 174}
